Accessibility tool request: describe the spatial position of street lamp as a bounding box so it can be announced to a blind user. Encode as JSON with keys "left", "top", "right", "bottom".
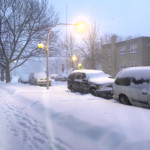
{"left": 75, "top": 22, "right": 86, "bottom": 32}
{"left": 78, "top": 63, "right": 83, "bottom": 70}
{"left": 38, "top": 43, "right": 44, "bottom": 49}
{"left": 72, "top": 55, "right": 77, "bottom": 70}
{"left": 38, "top": 22, "right": 86, "bottom": 89}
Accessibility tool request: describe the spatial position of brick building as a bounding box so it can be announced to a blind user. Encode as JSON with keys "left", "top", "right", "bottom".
{"left": 101, "top": 36, "right": 150, "bottom": 77}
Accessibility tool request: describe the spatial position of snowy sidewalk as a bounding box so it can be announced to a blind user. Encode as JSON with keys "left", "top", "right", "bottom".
{"left": 0, "top": 82, "right": 150, "bottom": 150}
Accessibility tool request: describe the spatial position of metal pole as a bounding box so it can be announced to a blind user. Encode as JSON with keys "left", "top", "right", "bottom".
{"left": 46, "top": 29, "right": 51, "bottom": 89}
{"left": 45, "top": 23, "right": 76, "bottom": 89}
{"left": 72, "top": 61, "right": 74, "bottom": 70}
{"left": 46, "top": 49, "right": 49, "bottom": 89}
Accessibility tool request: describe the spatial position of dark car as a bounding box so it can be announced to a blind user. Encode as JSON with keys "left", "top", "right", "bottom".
{"left": 67, "top": 69, "right": 114, "bottom": 99}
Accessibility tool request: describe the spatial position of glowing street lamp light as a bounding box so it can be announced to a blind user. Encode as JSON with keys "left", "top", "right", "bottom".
{"left": 78, "top": 63, "right": 83, "bottom": 70}
{"left": 72, "top": 55, "right": 77, "bottom": 62}
{"left": 38, "top": 22, "right": 86, "bottom": 89}
{"left": 72, "top": 55, "right": 77, "bottom": 70}
{"left": 75, "top": 22, "right": 86, "bottom": 32}
{"left": 38, "top": 42, "right": 44, "bottom": 49}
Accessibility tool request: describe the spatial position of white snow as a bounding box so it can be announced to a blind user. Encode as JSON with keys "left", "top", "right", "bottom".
{"left": 0, "top": 80, "right": 150, "bottom": 150}
{"left": 32, "top": 72, "right": 49, "bottom": 79}
{"left": 89, "top": 77, "right": 114, "bottom": 85}
{"left": 117, "top": 66, "right": 150, "bottom": 80}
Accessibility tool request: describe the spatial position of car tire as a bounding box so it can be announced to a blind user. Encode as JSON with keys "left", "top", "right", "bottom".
{"left": 119, "top": 95, "right": 130, "bottom": 105}
{"left": 90, "top": 89, "right": 97, "bottom": 96}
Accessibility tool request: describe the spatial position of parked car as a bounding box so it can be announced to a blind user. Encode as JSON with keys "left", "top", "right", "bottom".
{"left": 50, "top": 74, "right": 67, "bottom": 81}
{"left": 67, "top": 69, "right": 114, "bottom": 99}
{"left": 113, "top": 67, "right": 150, "bottom": 108}
{"left": 18, "top": 74, "right": 29, "bottom": 84}
{"left": 29, "top": 72, "right": 51, "bottom": 86}
{"left": 50, "top": 74, "right": 59, "bottom": 80}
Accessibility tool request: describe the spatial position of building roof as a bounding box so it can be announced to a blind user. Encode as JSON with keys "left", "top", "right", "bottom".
{"left": 102, "top": 36, "right": 150, "bottom": 46}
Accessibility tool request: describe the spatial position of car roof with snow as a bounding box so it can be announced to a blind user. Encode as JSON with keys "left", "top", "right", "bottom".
{"left": 117, "top": 66, "right": 150, "bottom": 80}
{"left": 33, "top": 72, "right": 48, "bottom": 78}
{"left": 72, "top": 69, "right": 105, "bottom": 74}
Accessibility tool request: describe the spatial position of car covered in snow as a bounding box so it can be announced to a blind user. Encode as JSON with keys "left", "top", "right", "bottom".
{"left": 50, "top": 74, "right": 67, "bottom": 81}
{"left": 29, "top": 72, "right": 51, "bottom": 86}
{"left": 18, "top": 74, "right": 29, "bottom": 84}
{"left": 113, "top": 67, "right": 150, "bottom": 108}
{"left": 67, "top": 69, "right": 114, "bottom": 99}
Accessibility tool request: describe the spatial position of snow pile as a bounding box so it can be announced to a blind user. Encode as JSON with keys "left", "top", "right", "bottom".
{"left": 0, "top": 81, "right": 150, "bottom": 150}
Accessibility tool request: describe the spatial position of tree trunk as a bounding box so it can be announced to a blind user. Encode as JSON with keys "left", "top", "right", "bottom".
{"left": 6, "top": 63, "right": 11, "bottom": 83}
{"left": 1, "top": 69, "right": 5, "bottom": 81}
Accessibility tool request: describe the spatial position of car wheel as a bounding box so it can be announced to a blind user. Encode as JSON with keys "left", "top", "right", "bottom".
{"left": 90, "top": 89, "right": 97, "bottom": 96}
{"left": 119, "top": 95, "right": 130, "bottom": 105}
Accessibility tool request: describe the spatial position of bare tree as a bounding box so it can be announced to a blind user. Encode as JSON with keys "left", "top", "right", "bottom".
{"left": 78, "top": 22, "right": 101, "bottom": 69}
{"left": 0, "top": 0, "right": 59, "bottom": 82}
{"left": 61, "top": 33, "right": 80, "bottom": 70}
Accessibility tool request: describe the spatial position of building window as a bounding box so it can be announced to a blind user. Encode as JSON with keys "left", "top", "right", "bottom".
{"left": 120, "top": 63, "right": 126, "bottom": 70}
{"left": 108, "top": 48, "right": 111, "bottom": 56}
{"left": 130, "top": 43, "right": 137, "bottom": 53}
{"left": 120, "top": 46, "right": 126, "bottom": 55}
{"left": 130, "top": 62, "right": 137, "bottom": 67}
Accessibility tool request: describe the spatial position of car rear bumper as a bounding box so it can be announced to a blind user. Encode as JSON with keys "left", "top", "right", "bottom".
{"left": 97, "top": 90, "right": 113, "bottom": 99}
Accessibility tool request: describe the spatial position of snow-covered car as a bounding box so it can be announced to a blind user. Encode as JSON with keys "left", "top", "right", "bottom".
{"left": 50, "top": 74, "right": 59, "bottom": 80}
{"left": 55, "top": 76, "right": 67, "bottom": 81}
{"left": 50, "top": 74, "right": 67, "bottom": 81}
{"left": 18, "top": 74, "right": 29, "bottom": 84}
{"left": 29, "top": 72, "right": 51, "bottom": 86}
{"left": 67, "top": 69, "right": 114, "bottom": 99}
{"left": 113, "top": 67, "right": 150, "bottom": 108}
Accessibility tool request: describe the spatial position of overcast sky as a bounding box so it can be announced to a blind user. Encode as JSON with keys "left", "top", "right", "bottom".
{"left": 50, "top": 0, "right": 150, "bottom": 37}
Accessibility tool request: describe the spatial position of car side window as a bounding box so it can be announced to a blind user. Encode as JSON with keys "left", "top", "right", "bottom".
{"left": 131, "top": 78, "right": 149, "bottom": 85}
{"left": 131, "top": 78, "right": 149, "bottom": 88}
{"left": 68, "top": 74, "right": 73, "bottom": 80}
{"left": 115, "top": 77, "right": 131, "bottom": 86}
{"left": 81, "top": 73, "right": 86, "bottom": 79}
{"left": 76, "top": 73, "right": 81, "bottom": 79}
{"left": 69, "top": 73, "right": 76, "bottom": 80}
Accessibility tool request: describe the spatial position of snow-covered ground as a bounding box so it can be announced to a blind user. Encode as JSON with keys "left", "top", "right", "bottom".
{"left": 0, "top": 80, "right": 150, "bottom": 150}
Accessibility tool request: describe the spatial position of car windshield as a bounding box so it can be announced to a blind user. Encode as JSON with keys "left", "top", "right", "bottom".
{"left": 34, "top": 72, "right": 47, "bottom": 79}
{"left": 87, "top": 72, "right": 106, "bottom": 79}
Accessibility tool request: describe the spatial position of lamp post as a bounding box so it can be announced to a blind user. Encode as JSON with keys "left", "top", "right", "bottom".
{"left": 38, "top": 22, "right": 86, "bottom": 89}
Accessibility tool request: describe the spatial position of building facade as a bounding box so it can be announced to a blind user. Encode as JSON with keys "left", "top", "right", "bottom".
{"left": 101, "top": 36, "right": 150, "bottom": 78}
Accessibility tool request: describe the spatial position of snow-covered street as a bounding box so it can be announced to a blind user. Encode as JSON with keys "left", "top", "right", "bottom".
{"left": 0, "top": 81, "right": 150, "bottom": 150}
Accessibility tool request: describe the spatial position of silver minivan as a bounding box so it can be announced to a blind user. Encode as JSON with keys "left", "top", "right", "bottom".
{"left": 113, "top": 67, "right": 150, "bottom": 108}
